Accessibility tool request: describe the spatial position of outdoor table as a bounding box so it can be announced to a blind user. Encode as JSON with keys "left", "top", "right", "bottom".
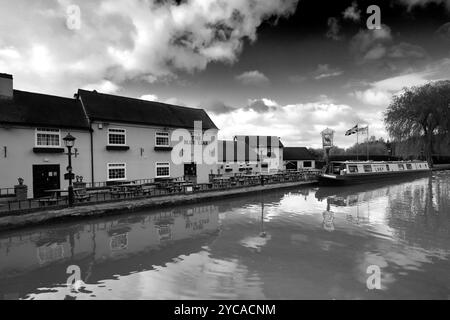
{"left": 45, "top": 188, "right": 83, "bottom": 199}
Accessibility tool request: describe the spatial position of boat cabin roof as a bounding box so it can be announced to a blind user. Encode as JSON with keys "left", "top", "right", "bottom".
{"left": 329, "top": 160, "right": 427, "bottom": 165}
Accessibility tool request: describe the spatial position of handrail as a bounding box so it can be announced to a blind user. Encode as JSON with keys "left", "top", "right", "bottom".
{"left": 0, "top": 171, "right": 319, "bottom": 215}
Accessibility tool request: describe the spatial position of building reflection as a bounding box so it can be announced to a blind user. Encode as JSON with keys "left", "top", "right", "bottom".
{"left": 0, "top": 204, "right": 220, "bottom": 299}
{"left": 322, "top": 201, "right": 335, "bottom": 232}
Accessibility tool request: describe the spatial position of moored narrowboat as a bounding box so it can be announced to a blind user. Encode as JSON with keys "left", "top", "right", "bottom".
{"left": 319, "top": 161, "right": 431, "bottom": 185}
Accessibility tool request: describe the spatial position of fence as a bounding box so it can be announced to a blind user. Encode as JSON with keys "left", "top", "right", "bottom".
{"left": 0, "top": 170, "right": 320, "bottom": 216}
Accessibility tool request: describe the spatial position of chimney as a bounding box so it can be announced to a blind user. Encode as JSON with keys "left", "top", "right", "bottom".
{"left": 0, "top": 73, "right": 13, "bottom": 99}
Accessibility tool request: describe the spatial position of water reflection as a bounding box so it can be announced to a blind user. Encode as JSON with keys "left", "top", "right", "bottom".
{"left": 0, "top": 173, "right": 449, "bottom": 299}
{"left": 0, "top": 204, "right": 221, "bottom": 299}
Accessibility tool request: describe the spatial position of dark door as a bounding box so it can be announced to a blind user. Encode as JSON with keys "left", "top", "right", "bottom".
{"left": 286, "top": 161, "right": 298, "bottom": 171}
{"left": 33, "top": 165, "right": 60, "bottom": 198}
{"left": 184, "top": 163, "right": 197, "bottom": 183}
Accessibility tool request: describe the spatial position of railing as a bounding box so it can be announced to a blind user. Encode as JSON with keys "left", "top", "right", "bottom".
{"left": 0, "top": 187, "right": 15, "bottom": 198}
{"left": 0, "top": 171, "right": 319, "bottom": 216}
{"left": 84, "top": 177, "right": 185, "bottom": 190}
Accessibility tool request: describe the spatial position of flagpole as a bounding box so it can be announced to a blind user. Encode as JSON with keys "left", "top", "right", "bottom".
{"left": 366, "top": 125, "right": 369, "bottom": 161}
{"left": 356, "top": 124, "right": 359, "bottom": 161}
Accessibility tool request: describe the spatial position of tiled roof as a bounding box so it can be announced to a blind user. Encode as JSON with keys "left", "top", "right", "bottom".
{"left": 283, "top": 147, "right": 315, "bottom": 160}
{"left": 0, "top": 90, "right": 90, "bottom": 130}
{"left": 78, "top": 89, "right": 218, "bottom": 130}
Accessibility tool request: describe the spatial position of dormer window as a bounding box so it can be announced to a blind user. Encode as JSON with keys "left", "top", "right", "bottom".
{"left": 108, "top": 128, "right": 126, "bottom": 145}
{"left": 35, "top": 128, "right": 61, "bottom": 147}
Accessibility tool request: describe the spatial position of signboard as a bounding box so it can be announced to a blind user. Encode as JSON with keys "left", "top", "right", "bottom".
{"left": 321, "top": 128, "right": 335, "bottom": 149}
{"left": 64, "top": 173, "right": 75, "bottom": 180}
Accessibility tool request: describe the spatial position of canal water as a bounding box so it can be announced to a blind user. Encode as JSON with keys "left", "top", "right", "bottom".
{"left": 0, "top": 172, "right": 449, "bottom": 300}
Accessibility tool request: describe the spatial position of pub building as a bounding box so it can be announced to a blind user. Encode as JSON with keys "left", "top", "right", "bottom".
{"left": 0, "top": 73, "right": 218, "bottom": 199}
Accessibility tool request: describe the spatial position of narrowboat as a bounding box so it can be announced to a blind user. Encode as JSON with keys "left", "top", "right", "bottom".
{"left": 319, "top": 161, "right": 431, "bottom": 185}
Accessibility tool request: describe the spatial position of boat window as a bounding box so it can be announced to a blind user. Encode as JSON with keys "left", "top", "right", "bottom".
{"left": 363, "top": 165, "right": 372, "bottom": 173}
{"left": 406, "top": 164, "right": 412, "bottom": 170}
{"left": 386, "top": 164, "right": 390, "bottom": 171}
{"left": 348, "top": 165, "right": 358, "bottom": 173}
{"left": 398, "top": 164, "right": 404, "bottom": 170}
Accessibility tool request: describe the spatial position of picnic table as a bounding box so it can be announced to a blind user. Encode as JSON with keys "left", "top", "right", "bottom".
{"left": 110, "top": 184, "right": 142, "bottom": 199}
{"left": 39, "top": 188, "right": 84, "bottom": 206}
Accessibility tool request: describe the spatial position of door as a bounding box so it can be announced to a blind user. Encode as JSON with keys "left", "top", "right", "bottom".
{"left": 286, "top": 161, "right": 298, "bottom": 171}
{"left": 33, "top": 165, "right": 60, "bottom": 198}
{"left": 184, "top": 163, "right": 197, "bottom": 183}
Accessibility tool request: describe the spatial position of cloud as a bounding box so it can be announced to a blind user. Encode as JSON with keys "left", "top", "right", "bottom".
{"left": 313, "top": 64, "right": 344, "bottom": 80}
{"left": 326, "top": 17, "right": 342, "bottom": 41}
{"left": 140, "top": 94, "right": 159, "bottom": 101}
{"left": 235, "top": 70, "right": 270, "bottom": 86}
{"left": 350, "top": 25, "right": 392, "bottom": 63}
{"left": 387, "top": 42, "right": 427, "bottom": 59}
{"left": 342, "top": 2, "right": 361, "bottom": 22}
{"left": 351, "top": 60, "right": 450, "bottom": 107}
{"left": 350, "top": 25, "right": 427, "bottom": 69}
{"left": 0, "top": 0, "right": 298, "bottom": 95}
{"left": 199, "top": 99, "right": 235, "bottom": 114}
{"left": 82, "top": 80, "right": 120, "bottom": 94}
{"left": 435, "top": 22, "right": 450, "bottom": 40}
{"left": 397, "top": 0, "right": 450, "bottom": 10}
{"left": 164, "top": 97, "right": 186, "bottom": 106}
{"left": 210, "top": 98, "right": 369, "bottom": 148}
{"left": 353, "top": 89, "right": 392, "bottom": 106}
{"left": 245, "top": 98, "right": 278, "bottom": 113}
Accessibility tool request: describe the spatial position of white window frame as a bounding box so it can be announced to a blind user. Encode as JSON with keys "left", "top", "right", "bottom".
{"left": 35, "top": 128, "right": 61, "bottom": 148}
{"left": 108, "top": 128, "right": 127, "bottom": 146}
{"left": 107, "top": 163, "right": 127, "bottom": 181}
{"left": 155, "top": 162, "right": 170, "bottom": 178}
{"left": 155, "top": 131, "right": 170, "bottom": 147}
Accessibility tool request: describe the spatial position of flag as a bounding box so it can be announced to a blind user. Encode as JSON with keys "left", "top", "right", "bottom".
{"left": 345, "top": 125, "right": 358, "bottom": 136}
{"left": 358, "top": 126, "right": 368, "bottom": 134}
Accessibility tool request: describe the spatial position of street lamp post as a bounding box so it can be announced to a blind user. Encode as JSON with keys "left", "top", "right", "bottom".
{"left": 63, "top": 133, "right": 76, "bottom": 207}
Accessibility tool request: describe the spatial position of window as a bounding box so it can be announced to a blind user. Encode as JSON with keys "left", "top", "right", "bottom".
{"left": 398, "top": 164, "right": 405, "bottom": 170}
{"left": 156, "top": 162, "right": 170, "bottom": 178}
{"left": 348, "top": 165, "right": 358, "bottom": 173}
{"left": 406, "top": 164, "right": 413, "bottom": 170}
{"left": 363, "top": 165, "right": 373, "bottom": 173}
{"left": 386, "top": 165, "right": 390, "bottom": 171}
{"left": 155, "top": 132, "right": 170, "bottom": 147}
{"left": 108, "top": 163, "right": 126, "bottom": 181}
{"left": 35, "top": 128, "right": 61, "bottom": 147}
{"left": 108, "top": 128, "right": 126, "bottom": 145}
{"left": 303, "top": 161, "right": 312, "bottom": 168}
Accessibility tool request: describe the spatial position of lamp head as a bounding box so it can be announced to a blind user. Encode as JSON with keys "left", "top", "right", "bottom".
{"left": 63, "top": 133, "right": 76, "bottom": 148}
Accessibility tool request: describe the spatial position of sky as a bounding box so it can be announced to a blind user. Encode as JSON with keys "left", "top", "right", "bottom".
{"left": 1, "top": 0, "right": 450, "bottom": 148}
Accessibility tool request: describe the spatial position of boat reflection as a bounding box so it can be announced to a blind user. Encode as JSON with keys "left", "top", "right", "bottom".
{"left": 0, "top": 204, "right": 220, "bottom": 299}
